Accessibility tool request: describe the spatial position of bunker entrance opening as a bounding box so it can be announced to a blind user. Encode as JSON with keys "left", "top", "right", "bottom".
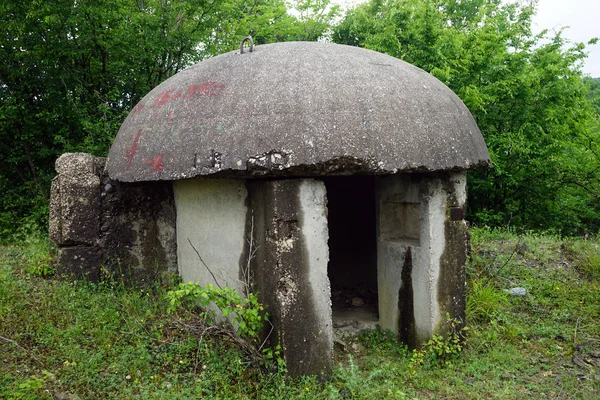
{"left": 323, "top": 176, "right": 378, "bottom": 334}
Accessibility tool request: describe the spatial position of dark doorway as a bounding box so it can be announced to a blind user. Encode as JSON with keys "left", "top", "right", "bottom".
{"left": 323, "top": 176, "right": 378, "bottom": 332}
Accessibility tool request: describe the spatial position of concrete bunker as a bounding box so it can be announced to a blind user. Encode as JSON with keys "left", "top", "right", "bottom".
{"left": 50, "top": 41, "right": 490, "bottom": 379}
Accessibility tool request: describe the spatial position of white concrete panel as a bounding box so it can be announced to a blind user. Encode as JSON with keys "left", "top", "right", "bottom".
{"left": 173, "top": 179, "right": 247, "bottom": 294}
{"left": 298, "top": 179, "right": 333, "bottom": 349}
{"left": 377, "top": 241, "right": 408, "bottom": 332}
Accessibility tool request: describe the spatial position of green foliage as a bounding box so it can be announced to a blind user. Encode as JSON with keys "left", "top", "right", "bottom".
{"left": 261, "top": 342, "right": 287, "bottom": 372}
{"left": 359, "top": 325, "right": 400, "bottom": 350}
{"left": 2, "top": 230, "right": 600, "bottom": 398}
{"left": 466, "top": 279, "right": 508, "bottom": 322}
{"left": 8, "top": 371, "right": 54, "bottom": 400}
{"left": 410, "top": 318, "right": 465, "bottom": 371}
{"left": 333, "top": 0, "right": 600, "bottom": 234}
{"left": 562, "top": 239, "right": 600, "bottom": 282}
{"left": 165, "top": 282, "right": 268, "bottom": 339}
{"left": 0, "top": 0, "right": 338, "bottom": 239}
{"left": 16, "top": 228, "right": 56, "bottom": 277}
{"left": 331, "top": 355, "right": 405, "bottom": 399}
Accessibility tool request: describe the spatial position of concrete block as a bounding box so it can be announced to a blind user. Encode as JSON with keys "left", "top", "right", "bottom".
{"left": 57, "top": 246, "right": 102, "bottom": 281}
{"left": 100, "top": 178, "right": 177, "bottom": 282}
{"left": 376, "top": 173, "right": 468, "bottom": 348}
{"left": 50, "top": 153, "right": 101, "bottom": 246}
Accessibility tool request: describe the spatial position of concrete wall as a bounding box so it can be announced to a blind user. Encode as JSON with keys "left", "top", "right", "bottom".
{"left": 376, "top": 172, "right": 468, "bottom": 347}
{"left": 173, "top": 179, "right": 248, "bottom": 294}
{"left": 50, "top": 153, "right": 177, "bottom": 282}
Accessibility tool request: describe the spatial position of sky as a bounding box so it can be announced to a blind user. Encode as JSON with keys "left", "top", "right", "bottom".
{"left": 332, "top": 0, "right": 600, "bottom": 77}
{"left": 530, "top": 0, "right": 599, "bottom": 77}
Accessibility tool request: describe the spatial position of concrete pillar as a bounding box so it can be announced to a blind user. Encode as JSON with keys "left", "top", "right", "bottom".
{"left": 437, "top": 172, "right": 469, "bottom": 332}
{"left": 376, "top": 172, "right": 468, "bottom": 347}
{"left": 50, "top": 153, "right": 102, "bottom": 280}
{"left": 248, "top": 179, "right": 332, "bottom": 379}
{"left": 173, "top": 179, "right": 248, "bottom": 294}
{"left": 50, "top": 153, "right": 101, "bottom": 247}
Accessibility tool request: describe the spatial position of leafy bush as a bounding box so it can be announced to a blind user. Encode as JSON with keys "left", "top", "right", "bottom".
{"left": 165, "top": 282, "right": 268, "bottom": 340}
{"left": 409, "top": 318, "right": 465, "bottom": 371}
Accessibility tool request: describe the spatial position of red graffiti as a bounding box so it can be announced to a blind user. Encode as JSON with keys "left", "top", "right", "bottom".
{"left": 151, "top": 82, "right": 225, "bottom": 108}
{"left": 131, "top": 103, "right": 145, "bottom": 113}
{"left": 166, "top": 113, "right": 175, "bottom": 121}
{"left": 125, "top": 129, "right": 143, "bottom": 166}
{"left": 184, "top": 82, "right": 225, "bottom": 98}
{"left": 147, "top": 153, "right": 164, "bottom": 172}
{"left": 151, "top": 108, "right": 164, "bottom": 118}
{"left": 152, "top": 89, "right": 176, "bottom": 107}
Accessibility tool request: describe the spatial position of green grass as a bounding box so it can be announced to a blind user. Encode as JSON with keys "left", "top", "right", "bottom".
{"left": 1, "top": 229, "right": 599, "bottom": 399}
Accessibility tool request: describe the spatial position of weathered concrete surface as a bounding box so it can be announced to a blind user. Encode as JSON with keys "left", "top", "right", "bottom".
{"left": 99, "top": 174, "right": 177, "bottom": 282}
{"left": 173, "top": 179, "right": 247, "bottom": 293}
{"left": 411, "top": 178, "right": 446, "bottom": 346}
{"left": 376, "top": 172, "right": 468, "bottom": 347}
{"left": 437, "top": 173, "right": 469, "bottom": 333}
{"left": 57, "top": 246, "right": 102, "bottom": 281}
{"left": 376, "top": 175, "right": 421, "bottom": 336}
{"left": 50, "top": 153, "right": 101, "bottom": 246}
{"left": 50, "top": 153, "right": 177, "bottom": 283}
{"left": 107, "top": 42, "right": 490, "bottom": 182}
{"left": 249, "top": 179, "right": 332, "bottom": 379}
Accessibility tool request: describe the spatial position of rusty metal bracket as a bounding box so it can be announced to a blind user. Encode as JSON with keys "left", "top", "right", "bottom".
{"left": 240, "top": 36, "right": 254, "bottom": 54}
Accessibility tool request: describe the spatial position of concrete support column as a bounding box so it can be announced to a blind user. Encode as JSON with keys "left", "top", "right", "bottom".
{"left": 376, "top": 173, "right": 468, "bottom": 347}
{"left": 248, "top": 179, "right": 332, "bottom": 379}
{"left": 411, "top": 177, "right": 447, "bottom": 346}
{"left": 437, "top": 172, "right": 469, "bottom": 332}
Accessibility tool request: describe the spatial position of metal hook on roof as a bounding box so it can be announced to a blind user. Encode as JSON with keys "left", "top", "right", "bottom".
{"left": 240, "top": 36, "right": 254, "bottom": 54}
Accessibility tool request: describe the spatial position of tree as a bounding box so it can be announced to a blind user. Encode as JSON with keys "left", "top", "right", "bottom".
{"left": 333, "top": 0, "right": 600, "bottom": 234}
{"left": 0, "top": 0, "right": 338, "bottom": 238}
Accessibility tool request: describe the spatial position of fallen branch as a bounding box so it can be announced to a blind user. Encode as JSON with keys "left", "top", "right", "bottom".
{"left": 0, "top": 335, "right": 43, "bottom": 366}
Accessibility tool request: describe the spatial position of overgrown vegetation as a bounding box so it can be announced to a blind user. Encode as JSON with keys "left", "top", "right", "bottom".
{"left": 2, "top": 228, "right": 599, "bottom": 399}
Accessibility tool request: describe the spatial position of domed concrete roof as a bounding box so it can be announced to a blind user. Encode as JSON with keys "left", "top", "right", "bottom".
{"left": 107, "top": 41, "right": 490, "bottom": 181}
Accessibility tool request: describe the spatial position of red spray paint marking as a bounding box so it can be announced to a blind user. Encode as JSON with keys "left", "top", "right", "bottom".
{"left": 125, "top": 129, "right": 143, "bottom": 166}
{"left": 183, "top": 82, "right": 225, "bottom": 98}
{"left": 151, "top": 108, "right": 164, "bottom": 119}
{"left": 151, "top": 82, "right": 225, "bottom": 108}
{"left": 152, "top": 89, "right": 176, "bottom": 107}
{"left": 131, "top": 103, "right": 145, "bottom": 113}
{"left": 147, "top": 153, "right": 164, "bottom": 172}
